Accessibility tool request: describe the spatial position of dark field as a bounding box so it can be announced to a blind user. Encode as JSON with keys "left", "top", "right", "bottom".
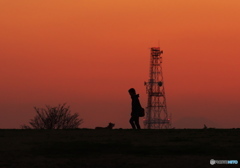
{"left": 0, "top": 129, "right": 239, "bottom": 168}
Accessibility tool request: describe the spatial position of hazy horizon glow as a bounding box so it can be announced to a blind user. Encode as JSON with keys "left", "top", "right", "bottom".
{"left": 1, "top": 0, "right": 240, "bottom": 129}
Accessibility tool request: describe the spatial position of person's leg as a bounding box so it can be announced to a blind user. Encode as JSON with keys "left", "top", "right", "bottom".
{"left": 135, "top": 116, "right": 141, "bottom": 129}
{"left": 129, "top": 117, "right": 136, "bottom": 129}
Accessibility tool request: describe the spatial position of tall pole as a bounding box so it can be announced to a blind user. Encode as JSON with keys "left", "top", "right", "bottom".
{"left": 144, "top": 47, "right": 171, "bottom": 129}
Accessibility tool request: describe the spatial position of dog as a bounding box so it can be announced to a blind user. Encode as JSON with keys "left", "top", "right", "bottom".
{"left": 95, "top": 122, "right": 115, "bottom": 129}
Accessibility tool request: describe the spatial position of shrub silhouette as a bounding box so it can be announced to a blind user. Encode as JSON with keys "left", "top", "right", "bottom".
{"left": 22, "top": 103, "right": 83, "bottom": 129}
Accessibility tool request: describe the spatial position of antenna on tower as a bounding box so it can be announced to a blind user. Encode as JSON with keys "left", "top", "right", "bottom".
{"left": 144, "top": 47, "right": 171, "bottom": 129}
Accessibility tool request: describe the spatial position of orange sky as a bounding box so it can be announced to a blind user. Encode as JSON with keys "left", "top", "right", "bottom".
{"left": 1, "top": 0, "right": 240, "bottom": 128}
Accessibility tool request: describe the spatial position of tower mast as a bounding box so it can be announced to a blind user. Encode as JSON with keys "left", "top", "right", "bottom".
{"left": 144, "top": 47, "right": 171, "bottom": 129}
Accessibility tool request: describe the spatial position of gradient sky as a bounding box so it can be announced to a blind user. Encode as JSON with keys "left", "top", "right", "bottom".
{"left": 1, "top": 0, "right": 240, "bottom": 129}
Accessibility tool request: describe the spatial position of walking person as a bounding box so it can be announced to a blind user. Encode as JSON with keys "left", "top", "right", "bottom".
{"left": 128, "top": 88, "right": 142, "bottom": 129}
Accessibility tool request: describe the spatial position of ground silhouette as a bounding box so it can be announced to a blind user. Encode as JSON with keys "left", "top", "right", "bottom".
{"left": 95, "top": 122, "right": 115, "bottom": 129}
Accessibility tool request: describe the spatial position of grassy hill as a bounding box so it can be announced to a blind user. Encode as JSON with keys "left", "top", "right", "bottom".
{"left": 0, "top": 129, "right": 239, "bottom": 168}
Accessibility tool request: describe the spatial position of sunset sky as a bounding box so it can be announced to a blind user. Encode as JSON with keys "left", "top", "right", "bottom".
{"left": 1, "top": 0, "right": 240, "bottom": 129}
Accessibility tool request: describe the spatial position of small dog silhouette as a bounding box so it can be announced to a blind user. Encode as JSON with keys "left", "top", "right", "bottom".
{"left": 95, "top": 122, "right": 115, "bottom": 129}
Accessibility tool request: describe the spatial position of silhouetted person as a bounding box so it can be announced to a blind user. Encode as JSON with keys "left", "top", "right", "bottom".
{"left": 128, "top": 88, "right": 141, "bottom": 129}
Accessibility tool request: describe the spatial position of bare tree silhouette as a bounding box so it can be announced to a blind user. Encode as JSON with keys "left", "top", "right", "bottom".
{"left": 22, "top": 103, "right": 83, "bottom": 129}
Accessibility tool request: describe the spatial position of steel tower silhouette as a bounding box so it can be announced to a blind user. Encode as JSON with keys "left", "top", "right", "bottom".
{"left": 144, "top": 47, "right": 171, "bottom": 129}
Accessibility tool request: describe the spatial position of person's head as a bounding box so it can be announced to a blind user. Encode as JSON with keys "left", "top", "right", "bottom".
{"left": 128, "top": 88, "right": 136, "bottom": 96}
